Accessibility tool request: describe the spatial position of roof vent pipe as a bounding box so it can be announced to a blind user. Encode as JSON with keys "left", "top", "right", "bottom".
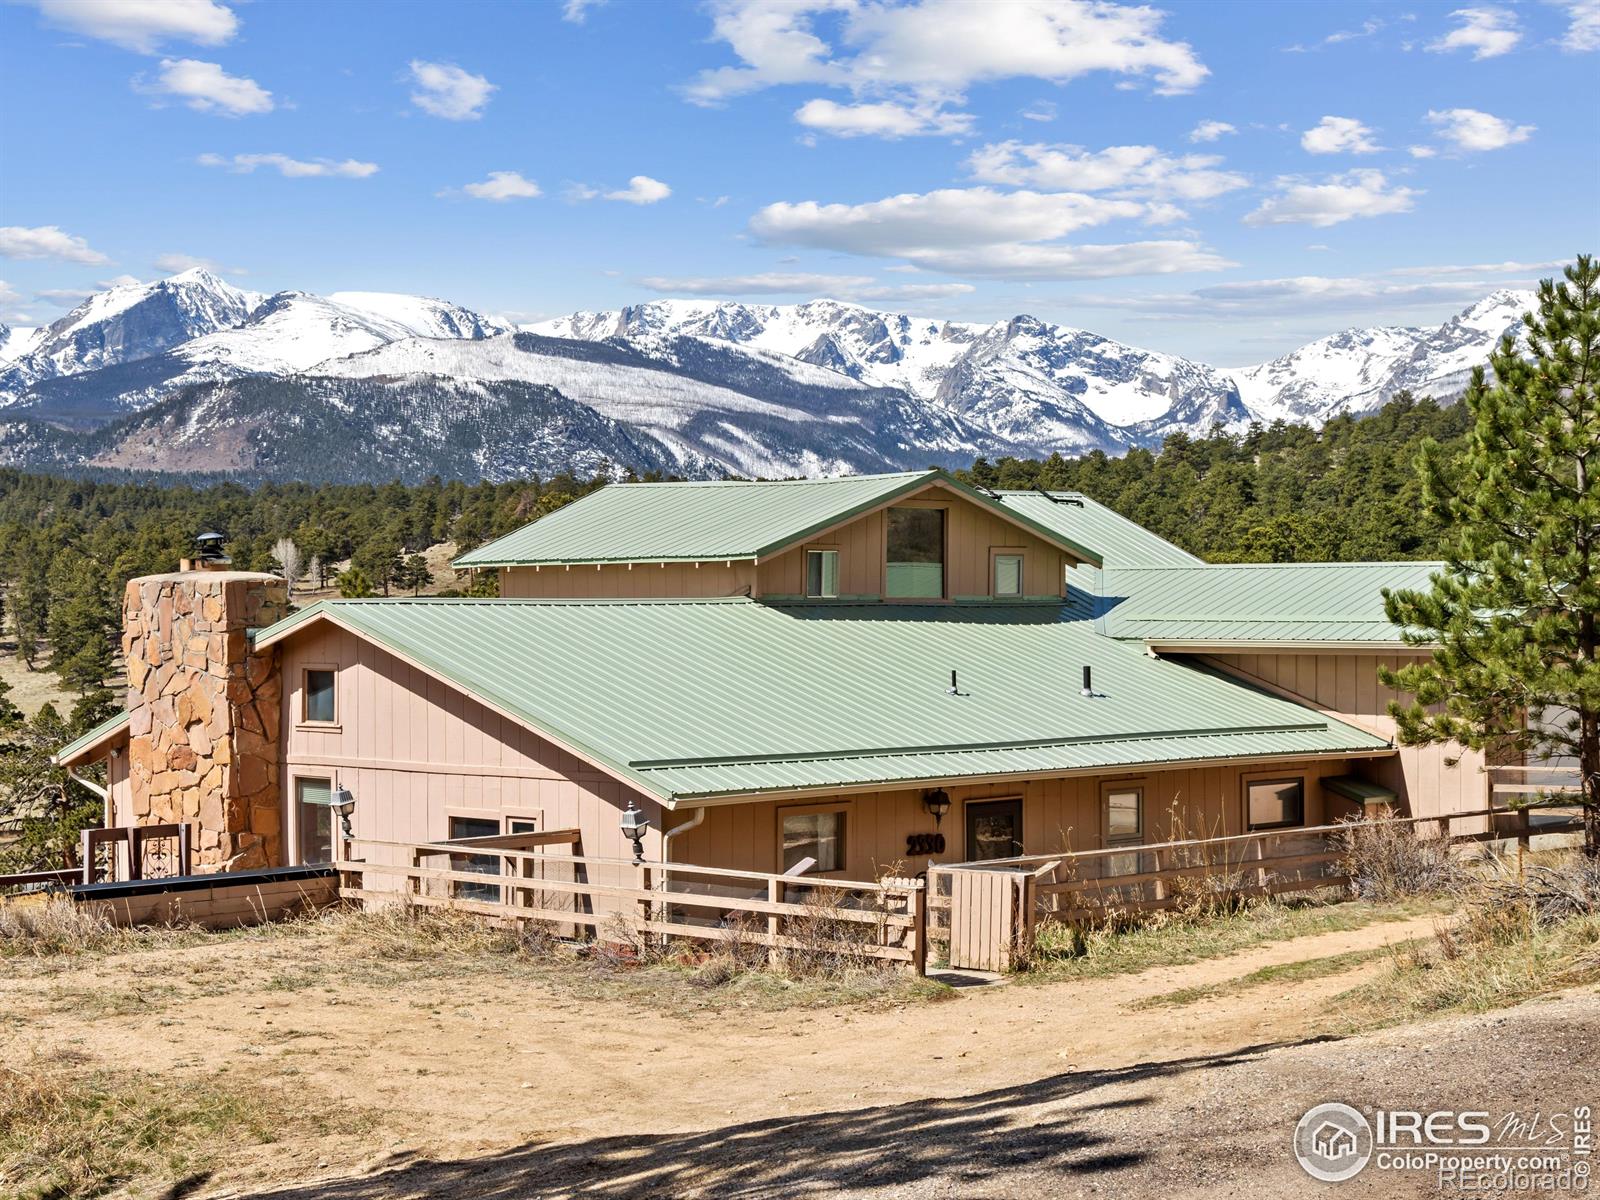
{"left": 947, "top": 669, "right": 960, "bottom": 696}
{"left": 1081, "top": 665, "right": 1094, "bottom": 698}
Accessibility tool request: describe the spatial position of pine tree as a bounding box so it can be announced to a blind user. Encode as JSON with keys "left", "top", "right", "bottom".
{"left": 1382, "top": 255, "right": 1600, "bottom": 856}
{"left": 337, "top": 566, "right": 376, "bottom": 598}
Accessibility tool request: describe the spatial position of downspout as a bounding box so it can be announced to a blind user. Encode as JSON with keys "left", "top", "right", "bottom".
{"left": 657, "top": 807, "right": 706, "bottom": 906}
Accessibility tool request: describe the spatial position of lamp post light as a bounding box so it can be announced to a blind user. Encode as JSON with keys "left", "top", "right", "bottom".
{"left": 330, "top": 786, "right": 356, "bottom": 840}
{"left": 620, "top": 798, "right": 651, "bottom": 863}
{"left": 923, "top": 788, "right": 951, "bottom": 827}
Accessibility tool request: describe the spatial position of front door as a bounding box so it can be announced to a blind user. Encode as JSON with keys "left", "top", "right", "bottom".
{"left": 965, "top": 799, "right": 1023, "bottom": 861}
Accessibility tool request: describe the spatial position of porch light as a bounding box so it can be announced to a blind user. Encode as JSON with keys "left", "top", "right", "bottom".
{"left": 923, "top": 788, "right": 951, "bottom": 826}
{"left": 330, "top": 786, "right": 356, "bottom": 839}
{"left": 620, "top": 799, "right": 650, "bottom": 863}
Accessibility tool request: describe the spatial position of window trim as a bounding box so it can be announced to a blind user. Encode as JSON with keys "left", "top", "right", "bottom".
{"left": 291, "top": 772, "right": 334, "bottom": 866}
{"left": 963, "top": 794, "right": 1025, "bottom": 861}
{"left": 1244, "top": 774, "right": 1307, "bottom": 831}
{"left": 1100, "top": 779, "right": 1146, "bottom": 846}
{"left": 989, "top": 546, "right": 1026, "bottom": 598}
{"left": 298, "top": 664, "right": 340, "bottom": 729}
{"left": 884, "top": 500, "right": 949, "bottom": 602}
{"left": 804, "top": 545, "right": 841, "bottom": 599}
{"left": 776, "top": 800, "right": 851, "bottom": 875}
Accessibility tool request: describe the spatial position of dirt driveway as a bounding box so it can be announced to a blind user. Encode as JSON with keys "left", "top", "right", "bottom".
{"left": 5, "top": 912, "right": 1595, "bottom": 1197}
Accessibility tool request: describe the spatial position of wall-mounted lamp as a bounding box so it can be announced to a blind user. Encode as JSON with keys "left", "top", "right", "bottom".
{"left": 923, "top": 788, "right": 951, "bottom": 827}
{"left": 620, "top": 798, "right": 651, "bottom": 863}
{"left": 330, "top": 785, "right": 356, "bottom": 839}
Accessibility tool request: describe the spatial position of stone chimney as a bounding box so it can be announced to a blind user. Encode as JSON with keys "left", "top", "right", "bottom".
{"left": 123, "top": 569, "right": 288, "bottom": 871}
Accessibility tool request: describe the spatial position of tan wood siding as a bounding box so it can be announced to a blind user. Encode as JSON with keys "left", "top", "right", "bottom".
{"left": 1203, "top": 652, "right": 1487, "bottom": 831}
{"left": 667, "top": 759, "right": 1365, "bottom": 878}
{"left": 278, "top": 622, "right": 666, "bottom": 872}
{"left": 108, "top": 748, "right": 133, "bottom": 827}
{"left": 500, "top": 561, "right": 755, "bottom": 598}
{"left": 758, "top": 484, "right": 1067, "bottom": 600}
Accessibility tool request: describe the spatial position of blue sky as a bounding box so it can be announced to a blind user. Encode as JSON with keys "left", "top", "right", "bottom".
{"left": 1, "top": 0, "right": 1595, "bottom": 362}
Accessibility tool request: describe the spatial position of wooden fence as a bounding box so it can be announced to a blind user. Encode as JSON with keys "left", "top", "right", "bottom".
{"left": 336, "top": 836, "right": 928, "bottom": 974}
{"left": 929, "top": 803, "right": 1586, "bottom": 972}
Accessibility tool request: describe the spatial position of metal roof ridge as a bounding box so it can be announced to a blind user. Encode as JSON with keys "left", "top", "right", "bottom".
{"left": 1107, "top": 560, "right": 1446, "bottom": 571}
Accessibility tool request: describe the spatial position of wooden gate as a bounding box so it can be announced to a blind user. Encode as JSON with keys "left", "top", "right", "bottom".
{"left": 944, "top": 866, "right": 1029, "bottom": 972}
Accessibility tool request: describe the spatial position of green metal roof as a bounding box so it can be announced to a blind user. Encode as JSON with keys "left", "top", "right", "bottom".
{"left": 255, "top": 597, "right": 1389, "bottom": 803}
{"left": 1097, "top": 561, "right": 1444, "bottom": 645}
{"left": 1324, "top": 775, "right": 1398, "bottom": 804}
{"left": 993, "top": 491, "right": 1201, "bottom": 568}
{"left": 53, "top": 709, "right": 130, "bottom": 766}
{"left": 452, "top": 469, "right": 1102, "bottom": 569}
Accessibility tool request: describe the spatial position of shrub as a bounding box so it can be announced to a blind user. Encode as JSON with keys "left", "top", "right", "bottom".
{"left": 1338, "top": 816, "right": 1462, "bottom": 901}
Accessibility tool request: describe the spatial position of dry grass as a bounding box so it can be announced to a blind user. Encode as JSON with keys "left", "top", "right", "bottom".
{"left": 1023, "top": 892, "right": 1448, "bottom": 982}
{"left": 1335, "top": 852, "right": 1600, "bottom": 1028}
{"left": 0, "top": 1060, "right": 373, "bottom": 1200}
{"left": 0, "top": 899, "right": 151, "bottom": 959}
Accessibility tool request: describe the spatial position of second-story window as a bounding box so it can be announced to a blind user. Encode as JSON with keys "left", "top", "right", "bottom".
{"left": 887, "top": 507, "right": 945, "bottom": 598}
{"left": 304, "top": 669, "right": 336, "bottom": 724}
{"left": 993, "top": 553, "right": 1023, "bottom": 597}
{"left": 805, "top": 549, "right": 839, "bottom": 598}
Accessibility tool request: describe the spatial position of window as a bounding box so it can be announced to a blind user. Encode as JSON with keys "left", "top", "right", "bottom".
{"left": 805, "top": 549, "right": 839, "bottom": 598}
{"left": 1247, "top": 778, "right": 1305, "bottom": 830}
{"left": 296, "top": 777, "right": 332, "bottom": 864}
{"left": 449, "top": 815, "right": 502, "bottom": 902}
{"left": 966, "top": 798, "right": 1023, "bottom": 861}
{"left": 1104, "top": 786, "right": 1143, "bottom": 845}
{"left": 993, "top": 553, "right": 1023, "bottom": 598}
{"left": 886, "top": 507, "right": 945, "bottom": 598}
{"left": 781, "top": 809, "right": 844, "bottom": 873}
{"left": 304, "top": 669, "right": 336, "bottom": 724}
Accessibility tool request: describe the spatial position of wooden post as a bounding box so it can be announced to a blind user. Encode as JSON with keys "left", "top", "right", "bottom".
{"left": 79, "top": 828, "right": 93, "bottom": 886}
{"left": 910, "top": 882, "right": 927, "bottom": 977}
{"left": 768, "top": 877, "right": 783, "bottom": 970}
{"left": 634, "top": 861, "right": 650, "bottom": 947}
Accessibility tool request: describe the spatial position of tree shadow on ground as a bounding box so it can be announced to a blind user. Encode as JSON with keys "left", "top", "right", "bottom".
{"left": 227, "top": 1039, "right": 1330, "bottom": 1200}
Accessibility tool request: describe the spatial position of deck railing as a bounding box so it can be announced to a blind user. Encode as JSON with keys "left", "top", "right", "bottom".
{"left": 334, "top": 836, "right": 927, "bottom": 974}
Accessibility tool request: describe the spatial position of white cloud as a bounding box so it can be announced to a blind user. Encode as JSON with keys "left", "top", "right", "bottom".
{"left": 562, "top": 0, "right": 606, "bottom": 22}
{"left": 1243, "top": 170, "right": 1418, "bottom": 227}
{"left": 1021, "top": 101, "right": 1057, "bottom": 122}
{"left": 1552, "top": 1, "right": 1600, "bottom": 51}
{"left": 0, "top": 224, "right": 110, "bottom": 264}
{"left": 1424, "top": 107, "right": 1534, "bottom": 152}
{"left": 1408, "top": 144, "right": 1438, "bottom": 158}
{"left": 1086, "top": 275, "right": 1506, "bottom": 323}
{"left": 34, "top": 287, "right": 95, "bottom": 304}
{"left": 639, "top": 271, "right": 979, "bottom": 302}
{"left": 604, "top": 175, "right": 671, "bottom": 204}
{"left": 139, "top": 58, "right": 272, "bottom": 115}
{"left": 1188, "top": 119, "right": 1235, "bottom": 143}
{"left": 749, "top": 186, "right": 1231, "bottom": 280}
{"left": 1388, "top": 259, "right": 1565, "bottom": 277}
{"left": 684, "top": 0, "right": 1209, "bottom": 132}
{"left": 0, "top": 280, "right": 22, "bottom": 306}
{"left": 152, "top": 253, "right": 236, "bottom": 274}
{"left": 1427, "top": 7, "right": 1522, "bottom": 58}
{"left": 25, "top": 0, "right": 238, "bottom": 53}
{"left": 794, "top": 98, "right": 973, "bottom": 138}
{"left": 967, "top": 141, "right": 1247, "bottom": 200}
{"left": 1300, "top": 115, "right": 1381, "bottom": 154}
{"left": 197, "top": 152, "right": 379, "bottom": 178}
{"left": 98, "top": 274, "right": 144, "bottom": 288}
{"left": 450, "top": 171, "right": 542, "bottom": 202}
{"left": 407, "top": 60, "right": 495, "bottom": 120}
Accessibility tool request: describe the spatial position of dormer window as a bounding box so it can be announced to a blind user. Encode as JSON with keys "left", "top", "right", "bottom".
{"left": 805, "top": 549, "right": 839, "bottom": 598}
{"left": 887, "top": 507, "right": 945, "bottom": 599}
{"left": 993, "top": 553, "right": 1023, "bottom": 598}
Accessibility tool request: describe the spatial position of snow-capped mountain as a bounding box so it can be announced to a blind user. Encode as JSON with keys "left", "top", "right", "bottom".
{"left": 534, "top": 299, "right": 1248, "bottom": 449}
{"left": 0, "top": 269, "right": 260, "bottom": 398}
{"left": 1227, "top": 289, "right": 1534, "bottom": 425}
{"left": 0, "top": 268, "right": 1537, "bottom": 482}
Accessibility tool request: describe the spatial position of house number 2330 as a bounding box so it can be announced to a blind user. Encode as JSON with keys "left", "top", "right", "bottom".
{"left": 906, "top": 833, "right": 946, "bottom": 855}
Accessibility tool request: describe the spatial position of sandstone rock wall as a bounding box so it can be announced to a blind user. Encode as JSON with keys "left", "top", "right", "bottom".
{"left": 123, "top": 571, "right": 287, "bottom": 871}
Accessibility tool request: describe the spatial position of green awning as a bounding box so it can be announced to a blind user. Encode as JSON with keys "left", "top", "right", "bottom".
{"left": 1324, "top": 775, "right": 1398, "bottom": 804}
